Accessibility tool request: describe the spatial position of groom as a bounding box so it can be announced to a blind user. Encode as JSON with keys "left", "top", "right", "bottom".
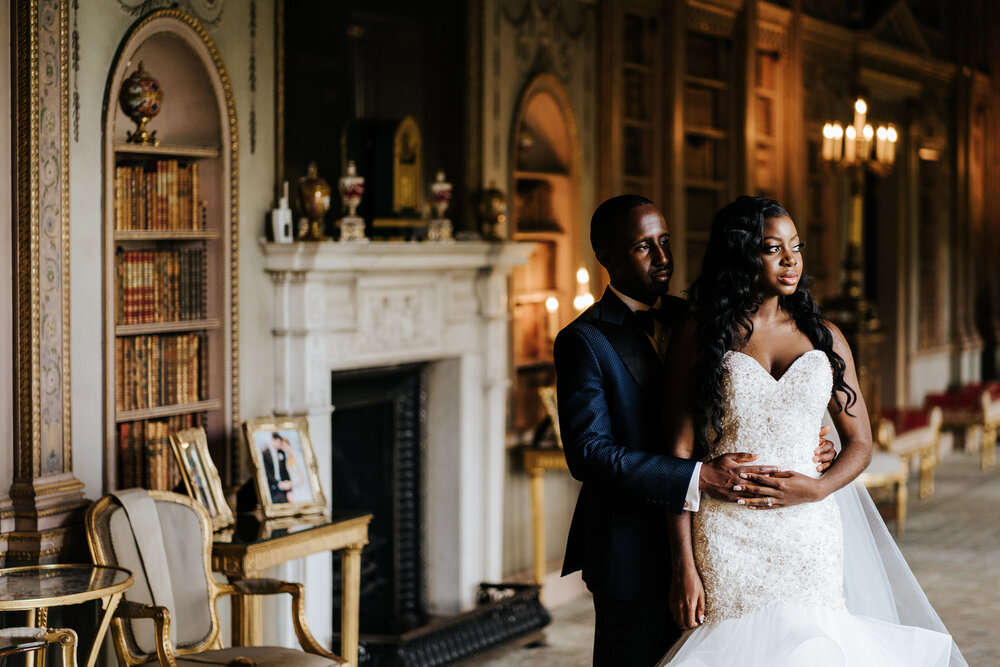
{"left": 554, "top": 195, "right": 834, "bottom": 666}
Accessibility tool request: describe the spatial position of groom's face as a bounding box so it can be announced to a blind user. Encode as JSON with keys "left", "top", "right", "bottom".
{"left": 599, "top": 204, "right": 673, "bottom": 305}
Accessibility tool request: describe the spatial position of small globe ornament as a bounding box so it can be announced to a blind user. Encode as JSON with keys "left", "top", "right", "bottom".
{"left": 119, "top": 62, "right": 163, "bottom": 145}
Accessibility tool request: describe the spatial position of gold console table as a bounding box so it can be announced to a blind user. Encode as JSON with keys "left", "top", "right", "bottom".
{"left": 521, "top": 447, "right": 569, "bottom": 602}
{"left": 212, "top": 511, "right": 372, "bottom": 662}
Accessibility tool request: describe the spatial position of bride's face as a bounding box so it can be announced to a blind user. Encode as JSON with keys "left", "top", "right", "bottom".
{"left": 758, "top": 215, "right": 803, "bottom": 298}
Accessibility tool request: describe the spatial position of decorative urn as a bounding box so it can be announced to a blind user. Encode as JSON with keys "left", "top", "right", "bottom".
{"left": 337, "top": 160, "right": 368, "bottom": 243}
{"left": 297, "top": 161, "right": 332, "bottom": 241}
{"left": 119, "top": 62, "right": 163, "bottom": 145}
{"left": 430, "top": 169, "right": 453, "bottom": 219}
{"left": 339, "top": 161, "right": 365, "bottom": 217}
{"left": 427, "top": 169, "right": 454, "bottom": 242}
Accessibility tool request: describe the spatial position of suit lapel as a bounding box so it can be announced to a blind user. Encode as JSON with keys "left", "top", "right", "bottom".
{"left": 587, "top": 289, "right": 661, "bottom": 390}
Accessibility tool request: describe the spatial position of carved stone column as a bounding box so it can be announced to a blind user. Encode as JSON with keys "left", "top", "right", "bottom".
{"left": 8, "top": 0, "right": 88, "bottom": 565}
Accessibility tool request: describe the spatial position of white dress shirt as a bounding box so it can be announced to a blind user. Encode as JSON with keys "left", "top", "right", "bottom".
{"left": 609, "top": 284, "right": 702, "bottom": 512}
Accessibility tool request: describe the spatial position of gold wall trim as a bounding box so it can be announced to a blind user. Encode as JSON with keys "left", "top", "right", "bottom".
{"left": 12, "top": 0, "right": 78, "bottom": 486}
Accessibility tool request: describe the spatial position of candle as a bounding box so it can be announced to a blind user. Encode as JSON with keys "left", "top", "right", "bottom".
{"left": 875, "top": 126, "right": 887, "bottom": 162}
{"left": 545, "top": 296, "right": 560, "bottom": 339}
{"left": 832, "top": 123, "right": 844, "bottom": 161}
{"left": 886, "top": 125, "right": 898, "bottom": 164}
{"left": 853, "top": 98, "right": 867, "bottom": 141}
{"left": 844, "top": 125, "right": 857, "bottom": 162}
{"left": 862, "top": 124, "right": 874, "bottom": 160}
{"left": 822, "top": 123, "right": 834, "bottom": 161}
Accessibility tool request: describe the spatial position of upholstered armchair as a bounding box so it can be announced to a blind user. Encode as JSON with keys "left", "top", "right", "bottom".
{"left": 85, "top": 490, "right": 346, "bottom": 667}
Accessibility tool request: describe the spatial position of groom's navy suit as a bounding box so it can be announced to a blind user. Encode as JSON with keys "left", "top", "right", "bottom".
{"left": 555, "top": 287, "right": 696, "bottom": 665}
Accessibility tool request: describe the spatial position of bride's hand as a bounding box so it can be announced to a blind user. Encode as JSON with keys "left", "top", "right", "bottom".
{"left": 734, "top": 470, "right": 828, "bottom": 508}
{"left": 669, "top": 566, "right": 705, "bottom": 630}
{"left": 700, "top": 453, "right": 781, "bottom": 502}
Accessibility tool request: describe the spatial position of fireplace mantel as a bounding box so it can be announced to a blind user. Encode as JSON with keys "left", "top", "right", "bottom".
{"left": 261, "top": 240, "right": 532, "bottom": 649}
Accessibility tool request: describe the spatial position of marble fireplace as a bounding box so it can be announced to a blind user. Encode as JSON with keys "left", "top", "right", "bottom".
{"left": 262, "top": 241, "right": 534, "bottom": 652}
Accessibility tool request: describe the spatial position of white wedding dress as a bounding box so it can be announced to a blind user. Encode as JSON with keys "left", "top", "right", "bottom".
{"left": 659, "top": 350, "right": 966, "bottom": 666}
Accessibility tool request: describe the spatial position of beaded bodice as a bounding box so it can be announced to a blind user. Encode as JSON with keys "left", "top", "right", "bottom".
{"left": 693, "top": 349, "right": 846, "bottom": 621}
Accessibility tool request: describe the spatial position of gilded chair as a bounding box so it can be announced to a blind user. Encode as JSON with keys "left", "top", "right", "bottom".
{"left": 858, "top": 450, "right": 909, "bottom": 536}
{"left": 0, "top": 627, "right": 77, "bottom": 666}
{"left": 877, "top": 406, "right": 943, "bottom": 499}
{"left": 85, "top": 490, "right": 346, "bottom": 666}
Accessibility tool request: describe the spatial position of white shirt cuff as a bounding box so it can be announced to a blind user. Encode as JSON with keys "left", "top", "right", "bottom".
{"left": 683, "top": 461, "right": 702, "bottom": 512}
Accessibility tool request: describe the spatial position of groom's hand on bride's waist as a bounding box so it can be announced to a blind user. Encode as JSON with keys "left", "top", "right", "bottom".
{"left": 699, "top": 453, "right": 781, "bottom": 503}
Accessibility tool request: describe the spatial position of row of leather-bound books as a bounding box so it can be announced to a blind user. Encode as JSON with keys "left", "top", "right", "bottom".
{"left": 115, "top": 248, "right": 206, "bottom": 325}
{"left": 117, "top": 414, "right": 201, "bottom": 490}
{"left": 114, "top": 160, "right": 204, "bottom": 231}
{"left": 114, "top": 333, "right": 205, "bottom": 412}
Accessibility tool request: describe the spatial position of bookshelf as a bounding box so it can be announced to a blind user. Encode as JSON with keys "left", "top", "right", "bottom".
{"left": 681, "top": 28, "right": 736, "bottom": 288}
{"left": 601, "top": 6, "right": 666, "bottom": 205}
{"left": 102, "top": 11, "right": 238, "bottom": 492}
{"left": 509, "top": 75, "right": 581, "bottom": 442}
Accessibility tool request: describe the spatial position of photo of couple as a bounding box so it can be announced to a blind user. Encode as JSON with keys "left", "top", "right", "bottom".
{"left": 555, "top": 194, "right": 966, "bottom": 666}
{"left": 257, "top": 430, "right": 311, "bottom": 505}
{"left": 245, "top": 417, "right": 328, "bottom": 518}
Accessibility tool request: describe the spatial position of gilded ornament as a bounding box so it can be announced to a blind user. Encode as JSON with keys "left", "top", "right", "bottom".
{"left": 297, "top": 161, "right": 331, "bottom": 241}
{"left": 119, "top": 61, "right": 163, "bottom": 145}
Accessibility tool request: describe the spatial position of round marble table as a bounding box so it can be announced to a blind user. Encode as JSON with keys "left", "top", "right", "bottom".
{"left": 0, "top": 564, "right": 133, "bottom": 667}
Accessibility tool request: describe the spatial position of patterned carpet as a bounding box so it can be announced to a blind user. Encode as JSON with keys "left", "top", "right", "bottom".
{"left": 478, "top": 450, "right": 1000, "bottom": 666}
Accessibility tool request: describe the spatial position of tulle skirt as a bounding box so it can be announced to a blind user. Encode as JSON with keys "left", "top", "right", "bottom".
{"left": 657, "top": 601, "right": 953, "bottom": 667}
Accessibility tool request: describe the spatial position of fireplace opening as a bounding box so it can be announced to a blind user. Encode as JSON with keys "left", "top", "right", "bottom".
{"left": 330, "top": 363, "right": 429, "bottom": 635}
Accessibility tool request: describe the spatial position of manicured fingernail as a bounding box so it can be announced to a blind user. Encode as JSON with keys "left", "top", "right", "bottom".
{"left": 699, "top": 615, "right": 705, "bottom": 623}
{"left": 739, "top": 473, "right": 748, "bottom": 479}
{"left": 733, "top": 485, "right": 742, "bottom": 491}
{"left": 737, "top": 499, "right": 745, "bottom": 505}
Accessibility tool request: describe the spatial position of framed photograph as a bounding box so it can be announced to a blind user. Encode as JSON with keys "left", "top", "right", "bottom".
{"left": 168, "top": 426, "right": 235, "bottom": 531}
{"left": 244, "top": 416, "right": 328, "bottom": 518}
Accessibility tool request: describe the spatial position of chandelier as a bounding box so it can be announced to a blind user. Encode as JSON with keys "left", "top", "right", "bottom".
{"left": 821, "top": 98, "right": 897, "bottom": 167}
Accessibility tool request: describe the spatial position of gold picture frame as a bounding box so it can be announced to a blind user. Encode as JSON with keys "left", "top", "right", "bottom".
{"left": 244, "top": 416, "right": 328, "bottom": 518}
{"left": 168, "top": 427, "right": 235, "bottom": 531}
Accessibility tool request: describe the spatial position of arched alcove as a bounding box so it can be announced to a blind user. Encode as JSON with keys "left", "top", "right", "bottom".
{"left": 508, "top": 74, "right": 582, "bottom": 439}
{"left": 101, "top": 10, "right": 239, "bottom": 490}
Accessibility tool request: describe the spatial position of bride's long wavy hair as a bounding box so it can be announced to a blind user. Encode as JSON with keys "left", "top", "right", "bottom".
{"left": 688, "top": 195, "right": 856, "bottom": 452}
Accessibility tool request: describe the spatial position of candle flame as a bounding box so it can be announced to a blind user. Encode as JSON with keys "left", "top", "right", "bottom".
{"left": 854, "top": 98, "right": 867, "bottom": 115}
{"left": 887, "top": 126, "right": 898, "bottom": 142}
{"left": 545, "top": 296, "right": 560, "bottom": 313}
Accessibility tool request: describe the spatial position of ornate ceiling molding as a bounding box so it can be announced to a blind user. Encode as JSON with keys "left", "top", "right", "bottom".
{"left": 115, "top": 0, "right": 225, "bottom": 28}
{"left": 501, "top": 0, "right": 587, "bottom": 78}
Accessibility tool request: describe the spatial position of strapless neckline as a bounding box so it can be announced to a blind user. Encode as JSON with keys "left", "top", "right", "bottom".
{"left": 724, "top": 348, "right": 826, "bottom": 383}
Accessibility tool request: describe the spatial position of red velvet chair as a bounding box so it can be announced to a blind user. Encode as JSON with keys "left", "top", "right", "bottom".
{"left": 925, "top": 382, "right": 1000, "bottom": 469}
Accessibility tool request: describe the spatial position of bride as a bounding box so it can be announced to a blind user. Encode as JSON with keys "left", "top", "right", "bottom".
{"left": 658, "top": 196, "right": 966, "bottom": 666}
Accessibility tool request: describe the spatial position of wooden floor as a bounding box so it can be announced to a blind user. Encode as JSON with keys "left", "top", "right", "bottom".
{"left": 477, "top": 450, "right": 1000, "bottom": 666}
